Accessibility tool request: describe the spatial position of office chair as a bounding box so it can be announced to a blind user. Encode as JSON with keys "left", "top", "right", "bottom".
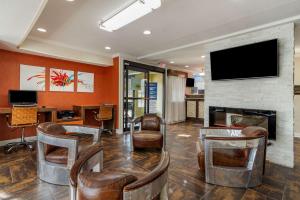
{"left": 93, "top": 104, "right": 114, "bottom": 135}
{"left": 4, "top": 105, "right": 38, "bottom": 153}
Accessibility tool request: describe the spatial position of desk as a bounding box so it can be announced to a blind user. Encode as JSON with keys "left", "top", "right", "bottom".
{"left": 0, "top": 107, "right": 57, "bottom": 122}
{"left": 73, "top": 105, "right": 115, "bottom": 130}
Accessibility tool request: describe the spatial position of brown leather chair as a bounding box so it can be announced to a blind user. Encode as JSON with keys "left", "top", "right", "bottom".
{"left": 37, "top": 122, "right": 102, "bottom": 185}
{"left": 196, "top": 126, "right": 268, "bottom": 188}
{"left": 130, "top": 114, "right": 166, "bottom": 151}
{"left": 70, "top": 149, "right": 170, "bottom": 200}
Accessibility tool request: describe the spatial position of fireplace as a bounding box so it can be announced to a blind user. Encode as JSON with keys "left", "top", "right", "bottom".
{"left": 209, "top": 106, "right": 276, "bottom": 140}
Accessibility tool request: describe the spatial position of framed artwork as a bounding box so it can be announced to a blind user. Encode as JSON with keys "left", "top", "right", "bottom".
{"left": 77, "top": 72, "right": 94, "bottom": 93}
{"left": 50, "top": 68, "right": 74, "bottom": 92}
{"left": 20, "top": 64, "right": 46, "bottom": 91}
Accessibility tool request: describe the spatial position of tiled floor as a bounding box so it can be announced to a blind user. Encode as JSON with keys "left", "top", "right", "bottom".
{"left": 0, "top": 122, "right": 300, "bottom": 199}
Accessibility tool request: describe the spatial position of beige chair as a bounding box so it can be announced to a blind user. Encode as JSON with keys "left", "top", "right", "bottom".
{"left": 5, "top": 106, "right": 38, "bottom": 153}
{"left": 93, "top": 104, "right": 114, "bottom": 135}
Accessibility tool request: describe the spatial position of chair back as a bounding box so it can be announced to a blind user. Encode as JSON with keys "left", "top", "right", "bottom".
{"left": 141, "top": 114, "right": 161, "bottom": 131}
{"left": 98, "top": 104, "right": 113, "bottom": 120}
{"left": 11, "top": 106, "right": 38, "bottom": 126}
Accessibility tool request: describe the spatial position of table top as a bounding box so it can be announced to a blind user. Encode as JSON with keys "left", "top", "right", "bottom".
{"left": 0, "top": 107, "right": 57, "bottom": 114}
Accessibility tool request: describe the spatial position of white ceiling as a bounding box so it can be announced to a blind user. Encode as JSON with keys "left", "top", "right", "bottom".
{"left": 0, "top": 0, "right": 47, "bottom": 46}
{"left": 1, "top": 0, "right": 300, "bottom": 69}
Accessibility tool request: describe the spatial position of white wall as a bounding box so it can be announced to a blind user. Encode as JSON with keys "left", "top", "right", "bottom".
{"left": 203, "top": 23, "right": 295, "bottom": 167}
{"left": 294, "top": 57, "right": 300, "bottom": 137}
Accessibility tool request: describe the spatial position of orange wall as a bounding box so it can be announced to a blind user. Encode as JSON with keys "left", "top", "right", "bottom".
{"left": 0, "top": 49, "right": 119, "bottom": 141}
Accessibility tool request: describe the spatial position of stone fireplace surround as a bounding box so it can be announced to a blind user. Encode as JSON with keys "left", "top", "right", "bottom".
{"left": 203, "top": 23, "right": 294, "bottom": 167}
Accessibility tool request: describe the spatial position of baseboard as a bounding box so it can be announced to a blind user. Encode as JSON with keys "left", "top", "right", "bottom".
{"left": 295, "top": 132, "right": 300, "bottom": 138}
{"left": 0, "top": 136, "right": 37, "bottom": 146}
{"left": 116, "top": 128, "right": 123, "bottom": 135}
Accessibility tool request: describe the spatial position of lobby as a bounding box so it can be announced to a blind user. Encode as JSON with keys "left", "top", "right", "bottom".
{"left": 1, "top": 0, "right": 300, "bottom": 199}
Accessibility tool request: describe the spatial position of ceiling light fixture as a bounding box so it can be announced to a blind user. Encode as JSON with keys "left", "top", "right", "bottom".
{"left": 66, "top": 0, "right": 75, "bottom": 2}
{"left": 170, "top": 61, "right": 175, "bottom": 64}
{"left": 143, "top": 30, "right": 151, "bottom": 35}
{"left": 185, "top": 65, "right": 190, "bottom": 68}
{"left": 37, "top": 28, "right": 47, "bottom": 32}
{"left": 201, "top": 55, "right": 206, "bottom": 58}
{"left": 105, "top": 46, "right": 111, "bottom": 50}
{"left": 99, "top": 0, "right": 161, "bottom": 32}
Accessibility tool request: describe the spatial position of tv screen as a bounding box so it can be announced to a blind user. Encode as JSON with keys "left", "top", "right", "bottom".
{"left": 9, "top": 90, "right": 38, "bottom": 105}
{"left": 210, "top": 39, "right": 278, "bottom": 80}
{"left": 186, "top": 78, "right": 195, "bottom": 87}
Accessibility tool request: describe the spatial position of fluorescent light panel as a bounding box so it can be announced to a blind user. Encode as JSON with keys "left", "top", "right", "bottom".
{"left": 100, "top": 0, "right": 161, "bottom": 32}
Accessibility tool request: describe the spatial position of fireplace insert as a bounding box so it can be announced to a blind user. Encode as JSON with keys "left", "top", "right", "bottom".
{"left": 209, "top": 106, "right": 276, "bottom": 140}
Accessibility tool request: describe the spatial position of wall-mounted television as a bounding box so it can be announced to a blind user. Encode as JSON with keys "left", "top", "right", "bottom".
{"left": 186, "top": 78, "right": 195, "bottom": 87}
{"left": 8, "top": 90, "right": 38, "bottom": 105}
{"left": 210, "top": 39, "right": 278, "bottom": 80}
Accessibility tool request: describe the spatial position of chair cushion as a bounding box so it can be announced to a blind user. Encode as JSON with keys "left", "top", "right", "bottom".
{"left": 197, "top": 147, "right": 250, "bottom": 172}
{"left": 132, "top": 131, "right": 163, "bottom": 149}
{"left": 77, "top": 171, "right": 137, "bottom": 200}
{"left": 212, "top": 148, "right": 250, "bottom": 167}
{"left": 141, "top": 114, "right": 160, "bottom": 131}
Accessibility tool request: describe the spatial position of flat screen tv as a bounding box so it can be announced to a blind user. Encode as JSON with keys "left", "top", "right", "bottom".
{"left": 186, "top": 78, "right": 195, "bottom": 87}
{"left": 210, "top": 39, "right": 278, "bottom": 80}
{"left": 9, "top": 90, "right": 38, "bottom": 105}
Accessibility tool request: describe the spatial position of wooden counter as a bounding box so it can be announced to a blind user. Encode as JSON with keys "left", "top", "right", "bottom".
{"left": 185, "top": 95, "right": 204, "bottom": 122}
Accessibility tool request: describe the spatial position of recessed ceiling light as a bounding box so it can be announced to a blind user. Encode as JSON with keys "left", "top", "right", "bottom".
{"left": 185, "top": 65, "right": 190, "bottom": 68}
{"left": 201, "top": 55, "right": 206, "bottom": 58}
{"left": 170, "top": 61, "right": 175, "bottom": 64}
{"left": 105, "top": 46, "right": 111, "bottom": 50}
{"left": 66, "top": 0, "right": 75, "bottom": 2}
{"left": 143, "top": 30, "right": 151, "bottom": 35}
{"left": 37, "top": 28, "right": 47, "bottom": 32}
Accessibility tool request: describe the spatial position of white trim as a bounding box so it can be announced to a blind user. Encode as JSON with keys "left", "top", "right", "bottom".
{"left": 27, "top": 36, "right": 112, "bottom": 58}
{"left": 19, "top": 38, "right": 113, "bottom": 66}
{"left": 138, "top": 14, "right": 300, "bottom": 59}
{"left": 18, "top": 0, "right": 48, "bottom": 46}
{"left": 295, "top": 132, "right": 300, "bottom": 138}
{"left": 118, "top": 56, "right": 124, "bottom": 134}
{"left": 0, "top": 136, "right": 37, "bottom": 146}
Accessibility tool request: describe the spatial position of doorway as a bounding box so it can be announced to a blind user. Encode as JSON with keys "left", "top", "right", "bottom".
{"left": 123, "top": 61, "right": 165, "bottom": 131}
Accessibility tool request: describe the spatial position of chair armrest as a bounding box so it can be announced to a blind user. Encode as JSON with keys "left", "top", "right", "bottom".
{"left": 37, "top": 131, "right": 79, "bottom": 168}
{"left": 92, "top": 111, "right": 100, "bottom": 121}
{"left": 130, "top": 116, "right": 142, "bottom": 124}
{"left": 70, "top": 144, "right": 103, "bottom": 188}
{"left": 63, "top": 125, "right": 100, "bottom": 143}
{"left": 5, "top": 115, "right": 11, "bottom": 127}
{"left": 124, "top": 151, "right": 170, "bottom": 191}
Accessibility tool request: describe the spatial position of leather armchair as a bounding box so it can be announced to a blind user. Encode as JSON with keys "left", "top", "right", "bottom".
{"left": 196, "top": 126, "right": 268, "bottom": 188}
{"left": 130, "top": 114, "right": 166, "bottom": 151}
{"left": 70, "top": 150, "right": 170, "bottom": 200}
{"left": 37, "top": 122, "right": 103, "bottom": 185}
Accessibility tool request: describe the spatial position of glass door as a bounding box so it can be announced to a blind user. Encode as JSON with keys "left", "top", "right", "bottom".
{"left": 124, "top": 67, "right": 149, "bottom": 131}
{"left": 123, "top": 61, "right": 166, "bottom": 132}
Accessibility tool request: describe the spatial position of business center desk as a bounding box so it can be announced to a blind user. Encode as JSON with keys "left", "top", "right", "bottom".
{"left": 0, "top": 107, "right": 57, "bottom": 122}
{"left": 73, "top": 104, "right": 115, "bottom": 130}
